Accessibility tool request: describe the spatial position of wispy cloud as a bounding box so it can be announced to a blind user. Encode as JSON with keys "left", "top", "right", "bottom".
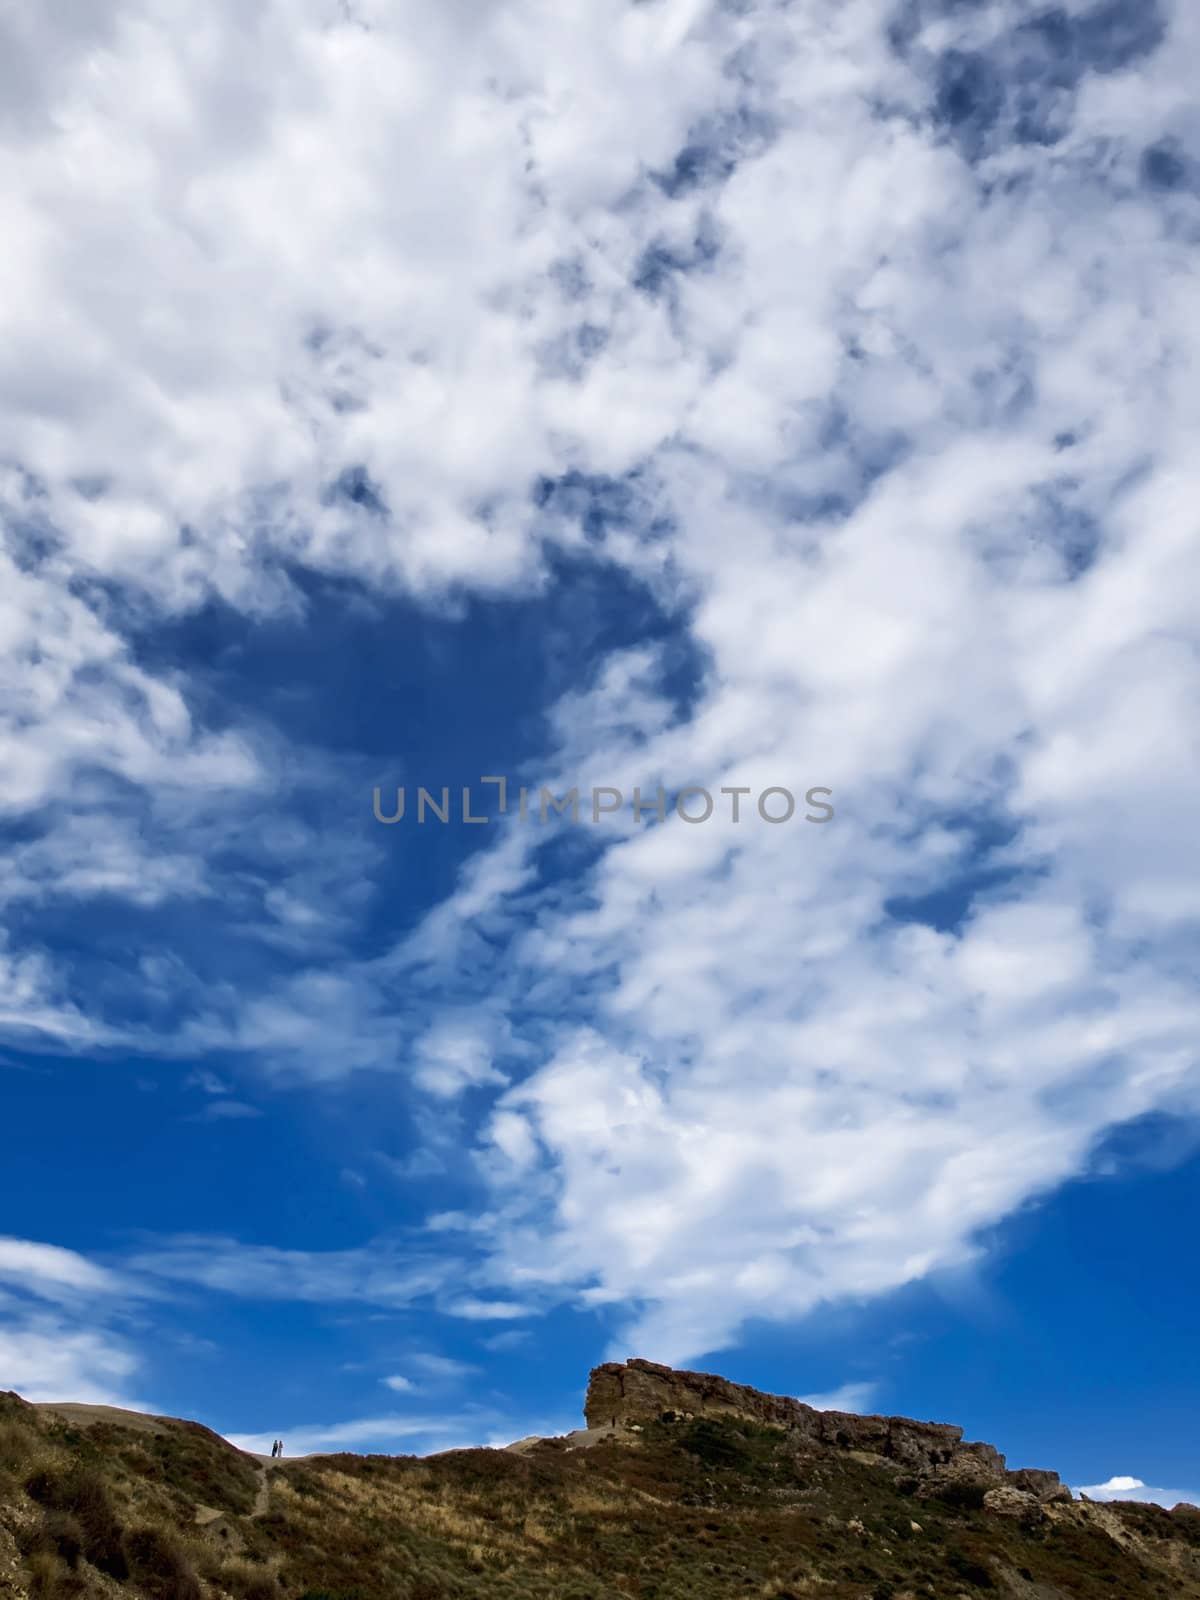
{"left": 184, "top": 1099, "right": 263, "bottom": 1123}
{"left": 0, "top": 0, "right": 1197, "bottom": 1418}
{"left": 128, "top": 1236, "right": 452, "bottom": 1308}
{"left": 223, "top": 1412, "right": 504, "bottom": 1458}
{"left": 0, "top": 1237, "right": 126, "bottom": 1302}
{"left": 796, "top": 1383, "right": 880, "bottom": 1416}
{"left": 407, "top": 1353, "right": 481, "bottom": 1384}
{"left": 443, "top": 1298, "right": 535, "bottom": 1323}
{"left": 0, "top": 1314, "right": 147, "bottom": 1408}
{"left": 0, "top": 1236, "right": 148, "bottom": 1408}
{"left": 480, "top": 1330, "right": 533, "bottom": 1353}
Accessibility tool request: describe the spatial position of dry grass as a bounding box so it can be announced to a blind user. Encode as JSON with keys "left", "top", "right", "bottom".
{"left": 212, "top": 1554, "right": 284, "bottom": 1600}
{"left": 2, "top": 1391, "right": 1199, "bottom": 1600}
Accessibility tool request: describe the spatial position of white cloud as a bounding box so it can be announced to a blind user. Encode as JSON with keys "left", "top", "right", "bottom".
{"left": 223, "top": 1411, "right": 497, "bottom": 1457}
{"left": 129, "top": 1235, "right": 452, "bottom": 1307}
{"left": 0, "top": 0, "right": 1197, "bottom": 1381}
{"left": 480, "top": 1330, "right": 533, "bottom": 1353}
{"left": 796, "top": 1383, "right": 879, "bottom": 1415}
{"left": 443, "top": 1298, "right": 534, "bottom": 1322}
{"left": 373, "top": 0, "right": 1200, "bottom": 1364}
{"left": 1078, "top": 1475, "right": 1200, "bottom": 1511}
{"left": 0, "top": 1236, "right": 125, "bottom": 1302}
{"left": 407, "top": 1353, "right": 480, "bottom": 1384}
{"left": 225, "top": 1397, "right": 591, "bottom": 1457}
{"left": 0, "top": 0, "right": 737, "bottom": 611}
{"left": 381, "top": 1375, "right": 413, "bottom": 1393}
{"left": 0, "top": 1236, "right": 148, "bottom": 1408}
{"left": 0, "top": 1315, "right": 145, "bottom": 1407}
{"left": 410, "top": 1017, "right": 510, "bottom": 1100}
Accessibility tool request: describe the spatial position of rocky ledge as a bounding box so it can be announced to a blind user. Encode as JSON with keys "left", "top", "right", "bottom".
{"left": 585, "top": 1358, "right": 1073, "bottom": 1504}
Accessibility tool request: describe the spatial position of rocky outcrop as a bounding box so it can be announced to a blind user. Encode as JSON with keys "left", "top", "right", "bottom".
{"left": 584, "top": 1359, "right": 1069, "bottom": 1499}
{"left": 983, "top": 1485, "right": 1045, "bottom": 1521}
{"left": 1005, "top": 1467, "right": 1073, "bottom": 1504}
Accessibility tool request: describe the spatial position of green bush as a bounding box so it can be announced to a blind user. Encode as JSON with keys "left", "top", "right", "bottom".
{"left": 946, "top": 1548, "right": 994, "bottom": 1587}
{"left": 934, "top": 1480, "right": 988, "bottom": 1511}
{"left": 679, "top": 1421, "right": 750, "bottom": 1471}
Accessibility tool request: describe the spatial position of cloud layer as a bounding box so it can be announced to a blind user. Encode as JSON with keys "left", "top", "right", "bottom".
{"left": 1, "top": 0, "right": 1198, "bottom": 1385}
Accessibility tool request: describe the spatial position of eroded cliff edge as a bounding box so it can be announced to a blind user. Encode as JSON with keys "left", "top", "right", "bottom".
{"left": 585, "top": 1358, "right": 1072, "bottom": 1504}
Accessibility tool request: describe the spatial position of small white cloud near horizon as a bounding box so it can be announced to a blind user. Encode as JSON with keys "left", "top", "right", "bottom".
{"left": 0, "top": 1236, "right": 149, "bottom": 1410}
{"left": 795, "top": 1382, "right": 880, "bottom": 1415}
{"left": 0, "top": 1317, "right": 148, "bottom": 1410}
{"left": 381, "top": 1375, "right": 414, "bottom": 1392}
{"left": 225, "top": 1415, "right": 461, "bottom": 1456}
{"left": 1077, "top": 1475, "right": 1200, "bottom": 1510}
{"left": 225, "top": 1404, "right": 536, "bottom": 1458}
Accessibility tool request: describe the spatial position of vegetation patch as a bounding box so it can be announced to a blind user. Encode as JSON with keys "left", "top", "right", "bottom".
{"left": 1, "top": 1402, "right": 1198, "bottom": 1599}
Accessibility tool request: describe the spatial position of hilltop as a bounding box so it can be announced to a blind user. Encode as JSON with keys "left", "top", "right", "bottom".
{"left": 1, "top": 1364, "right": 1198, "bottom": 1600}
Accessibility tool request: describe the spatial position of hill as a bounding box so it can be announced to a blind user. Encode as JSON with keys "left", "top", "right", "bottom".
{"left": 1, "top": 1362, "right": 1197, "bottom": 1600}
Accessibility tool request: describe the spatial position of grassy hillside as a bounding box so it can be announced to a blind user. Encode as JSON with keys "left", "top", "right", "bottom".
{"left": 1, "top": 1389, "right": 1198, "bottom": 1600}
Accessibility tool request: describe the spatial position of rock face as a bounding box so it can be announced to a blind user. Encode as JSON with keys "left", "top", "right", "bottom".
{"left": 983, "top": 1485, "right": 1044, "bottom": 1521}
{"left": 584, "top": 1359, "right": 1069, "bottom": 1501}
{"left": 1006, "top": 1467, "right": 1074, "bottom": 1504}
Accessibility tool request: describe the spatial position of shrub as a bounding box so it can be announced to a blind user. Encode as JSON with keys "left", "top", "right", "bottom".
{"left": 42, "top": 1513, "right": 84, "bottom": 1570}
{"left": 679, "top": 1421, "right": 750, "bottom": 1471}
{"left": 946, "top": 1548, "right": 994, "bottom": 1587}
{"left": 935, "top": 1480, "right": 988, "bottom": 1512}
{"left": 25, "top": 1465, "right": 127, "bottom": 1579}
{"left": 123, "top": 1523, "right": 202, "bottom": 1600}
{"left": 144, "top": 1422, "right": 261, "bottom": 1517}
{"left": 24, "top": 1467, "right": 60, "bottom": 1504}
{"left": 221, "top": 1557, "right": 282, "bottom": 1600}
{"left": 0, "top": 1420, "right": 36, "bottom": 1477}
{"left": 25, "top": 1552, "right": 68, "bottom": 1600}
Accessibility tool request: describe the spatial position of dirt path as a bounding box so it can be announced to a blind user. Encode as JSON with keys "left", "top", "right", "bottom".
{"left": 246, "top": 1456, "right": 286, "bottom": 1518}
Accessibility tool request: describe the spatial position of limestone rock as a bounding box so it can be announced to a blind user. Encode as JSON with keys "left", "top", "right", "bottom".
{"left": 585, "top": 1359, "right": 1054, "bottom": 1490}
{"left": 983, "top": 1485, "right": 1043, "bottom": 1521}
{"left": 1006, "top": 1468, "right": 1073, "bottom": 1503}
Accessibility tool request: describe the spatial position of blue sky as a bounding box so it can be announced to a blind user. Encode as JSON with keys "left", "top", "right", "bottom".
{"left": 0, "top": 0, "right": 1197, "bottom": 1512}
